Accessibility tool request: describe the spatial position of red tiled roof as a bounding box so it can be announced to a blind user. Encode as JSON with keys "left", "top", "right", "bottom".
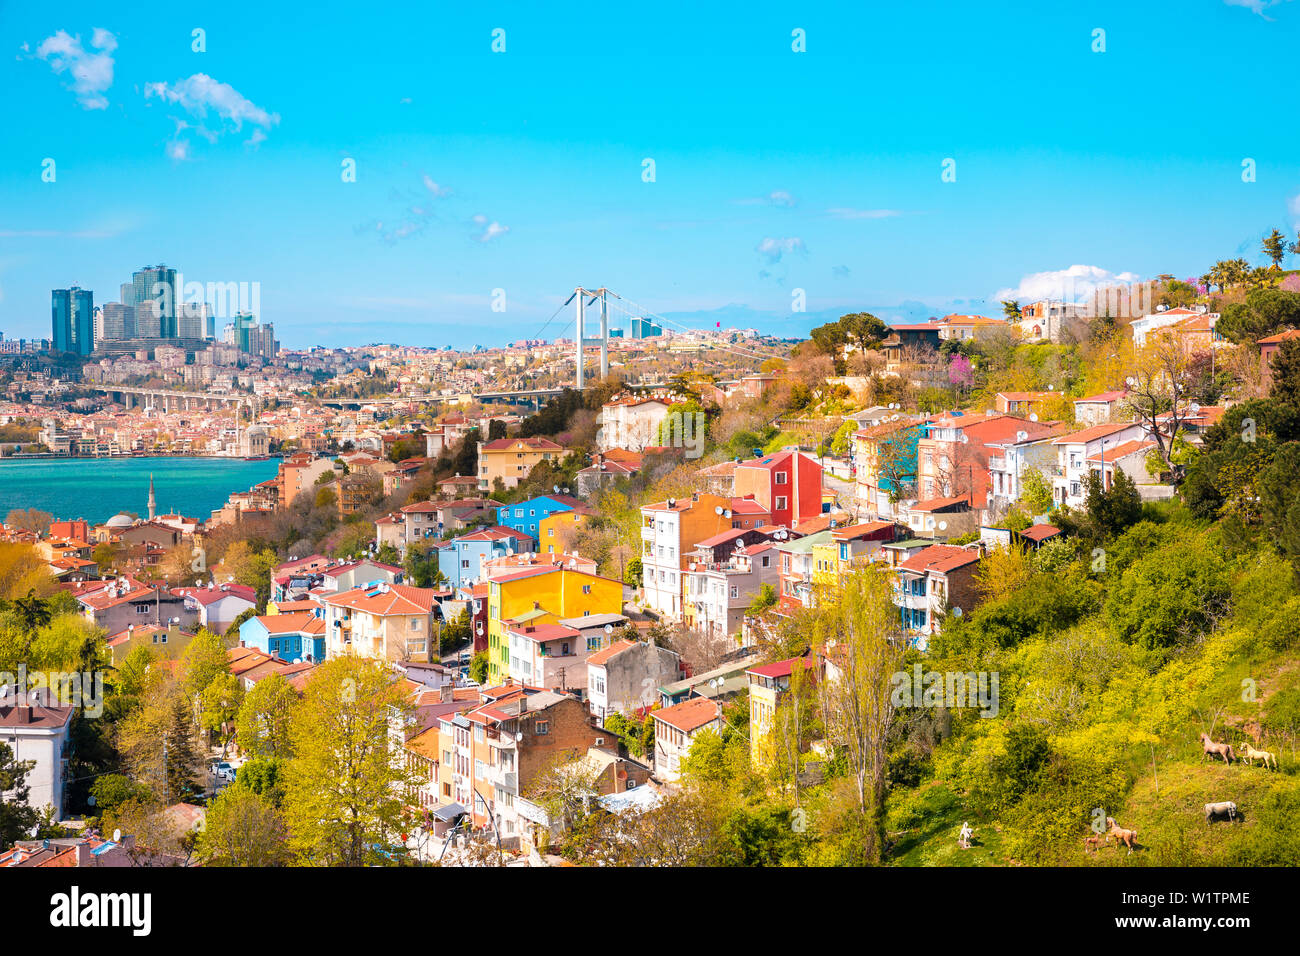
{"left": 898, "top": 544, "right": 981, "bottom": 575}
{"left": 654, "top": 696, "right": 721, "bottom": 734}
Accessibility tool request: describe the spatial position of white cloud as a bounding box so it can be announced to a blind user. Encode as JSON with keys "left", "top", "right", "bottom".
{"left": 472, "top": 215, "right": 509, "bottom": 242}
{"left": 736, "top": 190, "right": 797, "bottom": 208}
{"left": 422, "top": 174, "right": 450, "bottom": 198}
{"left": 1224, "top": 0, "right": 1292, "bottom": 19}
{"left": 31, "top": 28, "right": 117, "bottom": 110}
{"left": 827, "top": 207, "right": 903, "bottom": 220}
{"left": 995, "top": 264, "right": 1140, "bottom": 303}
{"left": 756, "top": 237, "right": 807, "bottom": 263}
{"left": 166, "top": 138, "right": 191, "bottom": 161}
{"left": 1289, "top": 191, "right": 1300, "bottom": 226}
{"left": 145, "top": 73, "right": 278, "bottom": 139}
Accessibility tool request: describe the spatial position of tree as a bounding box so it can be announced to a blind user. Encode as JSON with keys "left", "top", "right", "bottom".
{"left": 812, "top": 567, "right": 905, "bottom": 863}
{"left": 282, "top": 657, "right": 419, "bottom": 866}
{"left": 403, "top": 540, "right": 446, "bottom": 588}
{"left": 1019, "top": 467, "right": 1054, "bottom": 515}
{"left": 199, "top": 672, "right": 245, "bottom": 753}
{"left": 117, "top": 682, "right": 205, "bottom": 804}
{"left": 235, "top": 672, "right": 296, "bottom": 758}
{"left": 1125, "top": 331, "right": 1195, "bottom": 467}
{"left": 469, "top": 651, "right": 489, "bottom": 684}
{"left": 1001, "top": 300, "right": 1022, "bottom": 320}
{"left": 196, "top": 785, "right": 291, "bottom": 866}
{"left": 1264, "top": 228, "right": 1288, "bottom": 271}
{"left": 1084, "top": 470, "right": 1142, "bottom": 540}
{"left": 180, "top": 629, "right": 230, "bottom": 700}
{"left": 4, "top": 508, "right": 52, "bottom": 534}
{"left": 1268, "top": 338, "right": 1300, "bottom": 408}
{"left": 0, "top": 742, "right": 38, "bottom": 847}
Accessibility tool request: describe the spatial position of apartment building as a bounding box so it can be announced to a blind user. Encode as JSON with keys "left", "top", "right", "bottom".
{"left": 321, "top": 582, "right": 440, "bottom": 662}
{"left": 477, "top": 436, "right": 567, "bottom": 491}
{"left": 1050, "top": 422, "right": 1148, "bottom": 509}
{"left": 639, "top": 493, "right": 732, "bottom": 621}
{"left": 893, "top": 543, "right": 983, "bottom": 648}
{"left": 652, "top": 696, "right": 722, "bottom": 784}
{"left": 732, "top": 450, "right": 823, "bottom": 529}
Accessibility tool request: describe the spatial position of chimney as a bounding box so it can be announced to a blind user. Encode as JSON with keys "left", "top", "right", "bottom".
{"left": 440, "top": 681, "right": 454, "bottom": 703}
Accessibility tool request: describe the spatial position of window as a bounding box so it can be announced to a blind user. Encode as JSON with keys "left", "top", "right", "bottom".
{"left": 535, "top": 720, "right": 549, "bottom": 735}
{"left": 547, "top": 528, "right": 554, "bottom": 537}
{"left": 774, "top": 471, "right": 787, "bottom": 485}
{"left": 775, "top": 496, "right": 788, "bottom": 511}
{"left": 761, "top": 555, "right": 770, "bottom": 568}
{"left": 411, "top": 618, "right": 421, "bottom": 630}
{"left": 582, "top": 584, "right": 592, "bottom": 594}
{"left": 595, "top": 736, "right": 605, "bottom": 746}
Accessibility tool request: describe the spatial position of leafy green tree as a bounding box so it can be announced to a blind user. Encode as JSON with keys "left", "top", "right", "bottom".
{"left": 231, "top": 756, "right": 286, "bottom": 805}
{"left": 375, "top": 542, "right": 401, "bottom": 566}
{"left": 181, "top": 629, "right": 230, "bottom": 700}
{"left": 1001, "top": 300, "right": 1022, "bottom": 319}
{"left": 1264, "top": 228, "right": 1288, "bottom": 270}
{"left": 0, "top": 742, "right": 38, "bottom": 847}
{"left": 1104, "top": 542, "right": 1230, "bottom": 652}
{"left": 1268, "top": 338, "right": 1300, "bottom": 408}
{"left": 199, "top": 672, "right": 245, "bottom": 752}
{"left": 88, "top": 773, "right": 150, "bottom": 818}
{"left": 469, "top": 651, "right": 489, "bottom": 684}
{"left": 623, "top": 556, "right": 642, "bottom": 588}
{"left": 196, "top": 785, "right": 291, "bottom": 866}
{"left": 1019, "top": 467, "right": 1054, "bottom": 515}
{"left": 283, "top": 657, "right": 419, "bottom": 866}
{"left": 235, "top": 672, "right": 296, "bottom": 759}
{"left": 1084, "top": 470, "right": 1142, "bottom": 541}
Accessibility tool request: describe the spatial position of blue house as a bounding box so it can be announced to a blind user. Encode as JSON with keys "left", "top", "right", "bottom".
{"left": 436, "top": 526, "right": 531, "bottom": 588}
{"left": 238, "top": 610, "right": 327, "bottom": 664}
{"left": 496, "top": 495, "right": 581, "bottom": 548}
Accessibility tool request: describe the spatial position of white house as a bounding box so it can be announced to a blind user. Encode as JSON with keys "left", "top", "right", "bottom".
{"left": 0, "top": 686, "right": 75, "bottom": 821}
{"left": 598, "top": 397, "right": 672, "bottom": 453}
{"left": 1131, "top": 306, "right": 1218, "bottom": 348}
{"left": 1050, "top": 422, "right": 1148, "bottom": 508}
{"left": 652, "top": 697, "right": 722, "bottom": 784}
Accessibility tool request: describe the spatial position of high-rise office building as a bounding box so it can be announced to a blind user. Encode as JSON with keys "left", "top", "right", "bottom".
{"left": 127, "top": 265, "right": 179, "bottom": 337}
{"left": 97, "top": 302, "right": 136, "bottom": 342}
{"left": 51, "top": 287, "right": 94, "bottom": 355}
{"left": 177, "top": 301, "right": 209, "bottom": 339}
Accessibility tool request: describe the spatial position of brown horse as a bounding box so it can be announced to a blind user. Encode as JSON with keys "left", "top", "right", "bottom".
{"left": 1199, "top": 732, "right": 1233, "bottom": 765}
{"left": 1105, "top": 817, "right": 1138, "bottom": 854}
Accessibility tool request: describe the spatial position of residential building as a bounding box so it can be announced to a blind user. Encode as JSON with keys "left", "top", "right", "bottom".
{"left": 322, "top": 583, "right": 441, "bottom": 662}
{"left": 653, "top": 697, "right": 722, "bottom": 784}
{"left": 238, "top": 611, "right": 328, "bottom": 664}
{"left": 1050, "top": 421, "right": 1148, "bottom": 508}
{"left": 477, "top": 436, "right": 567, "bottom": 491}
{"left": 747, "top": 656, "right": 817, "bottom": 769}
{"left": 598, "top": 396, "right": 672, "bottom": 452}
{"left": 0, "top": 686, "right": 74, "bottom": 820}
{"left": 893, "top": 543, "right": 983, "bottom": 648}
{"left": 585, "top": 639, "right": 682, "bottom": 721}
{"left": 852, "top": 418, "right": 926, "bottom": 521}
{"left": 639, "top": 493, "right": 732, "bottom": 621}
{"left": 732, "top": 450, "right": 823, "bottom": 529}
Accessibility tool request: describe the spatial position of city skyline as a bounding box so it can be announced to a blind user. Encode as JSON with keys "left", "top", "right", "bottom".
{"left": 2, "top": 1, "right": 1299, "bottom": 349}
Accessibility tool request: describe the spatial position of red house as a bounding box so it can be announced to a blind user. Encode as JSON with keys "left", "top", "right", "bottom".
{"left": 732, "top": 450, "right": 823, "bottom": 529}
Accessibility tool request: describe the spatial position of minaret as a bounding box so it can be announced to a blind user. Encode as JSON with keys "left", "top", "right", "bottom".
{"left": 148, "top": 473, "right": 157, "bottom": 520}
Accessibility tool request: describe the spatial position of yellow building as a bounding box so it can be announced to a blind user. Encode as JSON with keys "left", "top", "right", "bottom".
{"left": 745, "top": 656, "right": 812, "bottom": 769}
{"left": 485, "top": 565, "right": 623, "bottom": 684}
{"left": 477, "top": 436, "right": 568, "bottom": 492}
{"left": 538, "top": 509, "right": 587, "bottom": 554}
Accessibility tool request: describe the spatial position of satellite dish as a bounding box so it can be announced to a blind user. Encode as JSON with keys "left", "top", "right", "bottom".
{"left": 927, "top": 517, "right": 936, "bottom": 529}
{"left": 604, "top": 623, "right": 613, "bottom": 634}
{"left": 1190, "top": 402, "right": 1201, "bottom": 414}
{"left": 1016, "top": 430, "right": 1028, "bottom": 442}
{"left": 87, "top": 795, "right": 96, "bottom": 807}
{"left": 515, "top": 731, "right": 523, "bottom": 742}
{"left": 953, "top": 607, "right": 963, "bottom": 618}
{"left": 961, "top": 434, "right": 969, "bottom": 444}
{"left": 112, "top": 828, "right": 122, "bottom": 843}
{"left": 715, "top": 506, "right": 723, "bottom": 515}
{"left": 553, "top": 485, "right": 559, "bottom": 493}
{"left": 1029, "top": 413, "right": 1039, "bottom": 422}
{"left": 1048, "top": 385, "right": 1055, "bottom": 391}
{"left": 938, "top": 521, "right": 948, "bottom": 531}
{"left": 724, "top": 509, "right": 732, "bottom": 518}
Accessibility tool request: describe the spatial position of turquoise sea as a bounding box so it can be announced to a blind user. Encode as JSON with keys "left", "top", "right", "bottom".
{"left": 0, "top": 457, "right": 281, "bottom": 525}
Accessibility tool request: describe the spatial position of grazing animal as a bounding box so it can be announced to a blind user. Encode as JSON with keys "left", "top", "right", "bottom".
{"left": 1105, "top": 817, "right": 1138, "bottom": 854}
{"left": 1205, "top": 801, "right": 1238, "bottom": 824}
{"left": 1083, "top": 834, "right": 1107, "bottom": 854}
{"left": 1240, "top": 743, "right": 1277, "bottom": 770}
{"left": 1199, "top": 732, "right": 1233, "bottom": 765}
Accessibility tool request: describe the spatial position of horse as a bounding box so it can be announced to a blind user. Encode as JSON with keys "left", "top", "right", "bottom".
{"left": 1199, "top": 732, "right": 1233, "bottom": 765}
{"left": 1083, "top": 833, "right": 1107, "bottom": 854}
{"left": 1205, "top": 801, "right": 1238, "bottom": 824}
{"left": 1105, "top": 817, "right": 1138, "bottom": 854}
{"left": 1240, "top": 743, "right": 1277, "bottom": 770}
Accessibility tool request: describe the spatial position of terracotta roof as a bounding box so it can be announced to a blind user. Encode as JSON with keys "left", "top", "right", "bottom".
{"left": 746, "top": 656, "right": 813, "bottom": 680}
{"left": 898, "top": 544, "right": 981, "bottom": 575}
{"left": 322, "top": 583, "right": 438, "bottom": 615}
{"left": 585, "top": 639, "right": 638, "bottom": 667}
{"left": 1051, "top": 422, "right": 1141, "bottom": 445}
{"left": 653, "top": 696, "right": 721, "bottom": 734}
{"left": 1019, "top": 524, "right": 1061, "bottom": 542}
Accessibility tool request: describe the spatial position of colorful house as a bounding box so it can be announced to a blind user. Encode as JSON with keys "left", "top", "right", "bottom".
{"left": 495, "top": 494, "right": 584, "bottom": 548}
{"left": 485, "top": 565, "right": 624, "bottom": 684}
{"left": 238, "top": 611, "right": 328, "bottom": 664}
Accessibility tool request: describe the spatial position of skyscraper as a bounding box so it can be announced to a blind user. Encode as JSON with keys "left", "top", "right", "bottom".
{"left": 97, "top": 302, "right": 136, "bottom": 342}
{"left": 51, "top": 287, "right": 94, "bottom": 355}
{"left": 128, "top": 265, "right": 179, "bottom": 338}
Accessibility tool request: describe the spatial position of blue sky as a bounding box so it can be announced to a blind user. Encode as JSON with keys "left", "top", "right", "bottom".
{"left": 1, "top": 0, "right": 1298, "bottom": 349}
